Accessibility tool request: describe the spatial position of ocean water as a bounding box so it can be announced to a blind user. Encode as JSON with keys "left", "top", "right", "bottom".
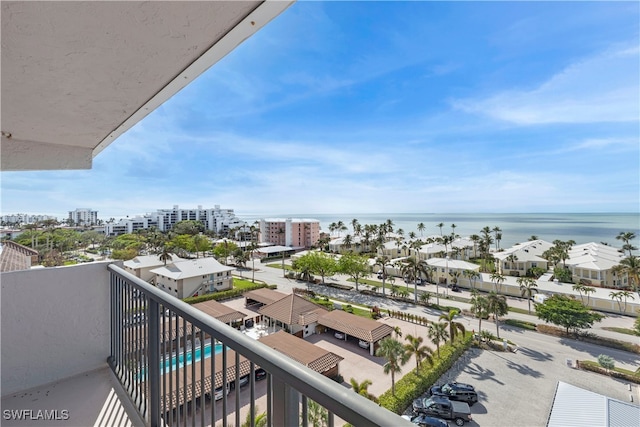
{"left": 237, "top": 213, "right": 639, "bottom": 249}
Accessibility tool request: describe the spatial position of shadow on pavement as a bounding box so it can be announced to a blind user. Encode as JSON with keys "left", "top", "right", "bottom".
{"left": 463, "top": 361, "right": 505, "bottom": 385}
{"left": 505, "top": 359, "right": 543, "bottom": 378}
{"left": 517, "top": 346, "right": 554, "bottom": 362}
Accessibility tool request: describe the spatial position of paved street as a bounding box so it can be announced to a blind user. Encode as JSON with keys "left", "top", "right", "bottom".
{"left": 248, "top": 263, "right": 639, "bottom": 348}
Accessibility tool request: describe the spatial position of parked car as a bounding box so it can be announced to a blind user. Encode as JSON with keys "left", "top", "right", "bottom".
{"left": 211, "top": 384, "right": 230, "bottom": 401}
{"left": 230, "top": 375, "right": 249, "bottom": 389}
{"left": 412, "top": 396, "right": 472, "bottom": 426}
{"left": 255, "top": 368, "right": 267, "bottom": 381}
{"left": 401, "top": 414, "right": 449, "bottom": 427}
{"left": 358, "top": 340, "right": 370, "bottom": 349}
{"left": 429, "top": 382, "right": 478, "bottom": 406}
{"left": 334, "top": 331, "right": 345, "bottom": 340}
{"left": 532, "top": 293, "right": 549, "bottom": 304}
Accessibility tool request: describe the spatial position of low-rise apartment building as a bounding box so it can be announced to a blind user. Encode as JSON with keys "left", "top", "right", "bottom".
{"left": 150, "top": 257, "right": 234, "bottom": 299}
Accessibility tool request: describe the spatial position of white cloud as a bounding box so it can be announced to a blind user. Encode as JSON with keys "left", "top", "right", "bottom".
{"left": 453, "top": 44, "right": 639, "bottom": 124}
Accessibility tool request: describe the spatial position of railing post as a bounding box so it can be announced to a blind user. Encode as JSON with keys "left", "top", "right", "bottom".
{"left": 148, "top": 298, "right": 160, "bottom": 427}
{"left": 272, "top": 376, "right": 300, "bottom": 427}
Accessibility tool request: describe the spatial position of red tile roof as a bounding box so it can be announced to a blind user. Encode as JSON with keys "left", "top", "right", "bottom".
{"left": 318, "top": 310, "right": 393, "bottom": 343}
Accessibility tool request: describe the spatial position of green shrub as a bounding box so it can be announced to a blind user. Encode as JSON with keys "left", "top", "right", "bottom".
{"left": 183, "top": 283, "right": 267, "bottom": 304}
{"left": 378, "top": 332, "right": 473, "bottom": 414}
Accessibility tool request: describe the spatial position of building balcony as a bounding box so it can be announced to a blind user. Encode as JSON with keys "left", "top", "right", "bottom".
{"left": 1, "top": 262, "right": 408, "bottom": 427}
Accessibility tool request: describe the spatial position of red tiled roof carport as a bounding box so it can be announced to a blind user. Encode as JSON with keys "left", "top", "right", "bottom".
{"left": 318, "top": 310, "right": 393, "bottom": 343}
{"left": 258, "top": 330, "right": 343, "bottom": 375}
{"left": 258, "top": 294, "right": 328, "bottom": 326}
{"left": 243, "top": 288, "right": 287, "bottom": 306}
{"left": 192, "top": 299, "right": 246, "bottom": 324}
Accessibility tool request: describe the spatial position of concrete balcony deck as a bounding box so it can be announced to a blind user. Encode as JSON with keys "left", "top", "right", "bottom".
{"left": 1, "top": 367, "right": 142, "bottom": 427}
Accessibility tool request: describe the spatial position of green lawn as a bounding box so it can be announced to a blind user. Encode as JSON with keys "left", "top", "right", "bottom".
{"left": 266, "top": 263, "right": 293, "bottom": 271}
{"left": 233, "top": 278, "right": 266, "bottom": 290}
{"left": 504, "top": 318, "right": 537, "bottom": 331}
{"left": 602, "top": 326, "right": 637, "bottom": 336}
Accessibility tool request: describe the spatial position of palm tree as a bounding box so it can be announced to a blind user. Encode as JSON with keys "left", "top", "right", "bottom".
{"left": 619, "top": 290, "right": 635, "bottom": 313}
{"left": 572, "top": 283, "right": 586, "bottom": 303}
{"left": 375, "top": 337, "right": 408, "bottom": 395}
{"left": 616, "top": 231, "right": 637, "bottom": 257}
{"left": 419, "top": 291, "right": 432, "bottom": 305}
{"left": 404, "top": 334, "right": 434, "bottom": 373}
{"left": 349, "top": 378, "right": 378, "bottom": 403}
{"left": 393, "top": 325, "right": 403, "bottom": 338}
{"left": 427, "top": 322, "right": 448, "bottom": 358}
{"left": 418, "top": 222, "right": 426, "bottom": 237}
{"left": 306, "top": 399, "right": 328, "bottom": 427}
{"left": 240, "top": 405, "right": 267, "bottom": 427}
{"left": 400, "top": 256, "right": 420, "bottom": 303}
{"left": 583, "top": 286, "right": 596, "bottom": 305}
{"left": 492, "top": 226, "right": 502, "bottom": 251}
{"left": 486, "top": 292, "right": 509, "bottom": 339}
{"left": 374, "top": 255, "right": 393, "bottom": 297}
{"left": 469, "top": 291, "right": 489, "bottom": 335}
{"left": 436, "top": 222, "right": 444, "bottom": 236}
{"left": 518, "top": 277, "right": 538, "bottom": 313}
{"left": 159, "top": 245, "right": 173, "bottom": 265}
{"left": 342, "top": 234, "right": 353, "bottom": 252}
{"left": 439, "top": 310, "right": 465, "bottom": 344}
{"left": 614, "top": 256, "right": 640, "bottom": 292}
{"left": 609, "top": 291, "right": 623, "bottom": 313}
{"left": 490, "top": 272, "right": 505, "bottom": 294}
{"left": 463, "top": 269, "right": 481, "bottom": 289}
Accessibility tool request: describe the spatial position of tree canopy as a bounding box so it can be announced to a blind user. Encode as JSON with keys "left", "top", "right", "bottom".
{"left": 535, "top": 294, "right": 603, "bottom": 335}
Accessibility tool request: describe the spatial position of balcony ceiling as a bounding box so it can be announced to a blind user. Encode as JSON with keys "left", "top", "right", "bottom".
{"left": 1, "top": 1, "right": 293, "bottom": 171}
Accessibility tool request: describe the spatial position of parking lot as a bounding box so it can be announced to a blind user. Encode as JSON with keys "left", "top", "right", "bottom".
{"left": 414, "top": 344, "right": 638, "bottom": 426}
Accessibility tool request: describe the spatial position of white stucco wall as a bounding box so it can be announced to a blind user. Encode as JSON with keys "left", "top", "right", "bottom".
{"left": 1, "top": 261, "right": 116, "bottom": 395}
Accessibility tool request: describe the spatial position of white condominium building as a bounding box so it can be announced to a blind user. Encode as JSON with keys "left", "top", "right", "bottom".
{"left": 105, "top": 205, "right": 245, "bottom": 236}
{"left": 1, "top": 214, "right": 57, "bottom": 226}
{"left": 68, "top": 208, "right": 98, "bottom": 226}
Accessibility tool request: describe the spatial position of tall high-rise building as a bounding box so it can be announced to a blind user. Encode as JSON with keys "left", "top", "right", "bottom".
{"left": 259, "top": 218, "right": 320, "bottom": 248}
{"left": 68, "top": 208, "right": 98, "bottom": 226}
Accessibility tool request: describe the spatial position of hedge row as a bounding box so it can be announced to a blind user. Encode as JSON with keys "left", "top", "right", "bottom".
{"left": 182, "top": 283, "right": 275, "bottom": 304}
{"left": 578, "top": 360, "right": 640, "bottom": 384}
{"left": 387, "top": 310, "right": 432, "bottom": 326}
{"left": 378, "top": 332, "right": 474, "bottom": 414}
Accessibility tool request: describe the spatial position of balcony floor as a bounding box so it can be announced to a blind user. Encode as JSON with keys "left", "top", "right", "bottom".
{"left": 1, "top": 366, "right": 143, "bottom": 427}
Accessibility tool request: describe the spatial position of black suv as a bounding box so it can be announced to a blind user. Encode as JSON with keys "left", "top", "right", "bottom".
{"left": 429, "top": 382, "right": 478, "bottom": 406}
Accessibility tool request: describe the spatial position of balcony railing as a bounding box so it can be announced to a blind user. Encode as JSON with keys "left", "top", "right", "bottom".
{"left": 108, "top": 264, "right": 409, "bottom": 427}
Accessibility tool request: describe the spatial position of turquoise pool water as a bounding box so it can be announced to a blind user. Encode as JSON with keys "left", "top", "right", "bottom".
{"left": 139, "top": 342, "right": 224, "bottom": 378}
{"left": 165, "top": 342, "right": 223, "bottom": 373}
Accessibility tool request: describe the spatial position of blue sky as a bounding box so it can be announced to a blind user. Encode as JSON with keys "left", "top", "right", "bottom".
{"left": 2, "top": 1, "right": 639, "bottom": 220}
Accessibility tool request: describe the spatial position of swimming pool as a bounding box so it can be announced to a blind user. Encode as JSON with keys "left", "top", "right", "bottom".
{"left": 139, "top": 342, "right": 224, "bottom": 379}
{"left": 164, "top": 342, "right": 223, "bottom": 373}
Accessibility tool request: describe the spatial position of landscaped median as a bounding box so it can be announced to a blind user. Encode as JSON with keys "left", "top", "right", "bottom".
{"left": 577, "top": 360, "right": 640, "bottom": 384}
{"left": 377, "top": 332, "right": 474, "bottom": 414}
